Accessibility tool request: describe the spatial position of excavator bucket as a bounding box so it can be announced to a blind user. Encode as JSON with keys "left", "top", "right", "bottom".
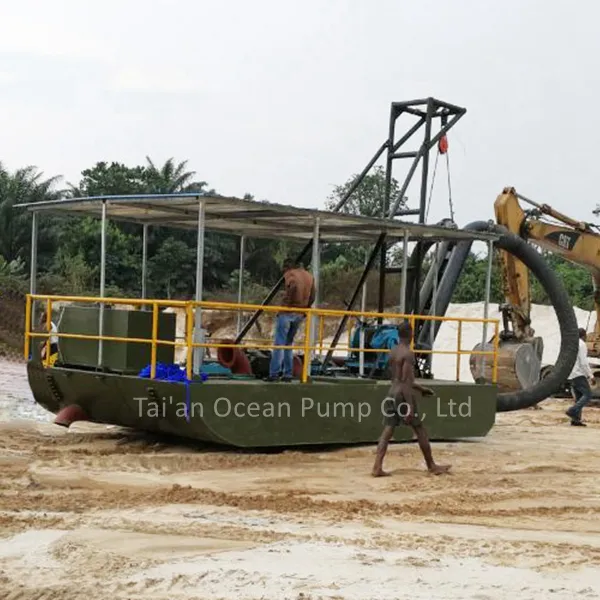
{"left": 470, "top": 337, "right": 543, "bottom": 392}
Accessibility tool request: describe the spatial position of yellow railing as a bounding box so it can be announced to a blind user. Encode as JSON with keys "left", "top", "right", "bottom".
{"left": 24, "top": 294, "right": 500, "bottom": 384}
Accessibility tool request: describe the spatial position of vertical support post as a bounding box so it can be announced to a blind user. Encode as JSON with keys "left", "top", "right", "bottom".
{"left": 302, "top": 311, "right": 312, "bottom": 382}
{"left": 429, "top": 242, "right": 438, "bottom": 373}
{"left": 193, "top": 198, "right": 206, "bottom": 375}
{"left": 419, "top": 99, "right": 435, "bottom": 225}
{"left": 150, "top": 302, "right": 158, "bottom": 379}
{"left": 400, "top": 229, "right": 409, "bottom": 314}
{"left": 492, "top": 320, "right": 500, "bottom": 383}
{"left": 479, "top": 239, "right": 494, "bottom": 377}
{"left": 44, "top": 298, "right": 52, "bottom": 366}
{"left": 98, "top": 200, "right": 107, "bottom": 367}
{"left": 318, "top": 316, "right": 325, "bottom": 357}
{"left": 411, "top": 98, "right": 435, "bottom": 329}
{"left": 236, "top": 235, "right": 245, "bottom": 335}
{"left": 378, "top": 109, "right": 397, "bottom": 320}
{"left": 141, "top": 224, "right": 148, "bottom": 302}
{"left": 24, "top": 294, "right": 32, "bottom": 360}
{"left": 185, "top": 303, "right": 193, "bottom": 381}
{"left": 456, "top": 320, "right": 463, "bottom": 381}
{"left": 359, "top": 248, "right": 368, "bottom": 376}
{"left": 29, "top": 211, "right": 38, "bottom": 327}
{"left": 310, "top": 217, "right": 320, "bottom": 359}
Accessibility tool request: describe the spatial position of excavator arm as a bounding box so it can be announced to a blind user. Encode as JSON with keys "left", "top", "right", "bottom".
{"left": 478, "top": 186, "right": 600, "bottom": 397}
{"left": 494, "top": 186, "right": 600, "bottom": 358}
{"left": 493, "top": 188, "right": 534, "bottom": 341}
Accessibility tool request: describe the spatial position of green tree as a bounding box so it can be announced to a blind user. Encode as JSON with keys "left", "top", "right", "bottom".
{"left": 148, "top": 237, "right": 196, "bottom": 298}
{"left": 325, "top": 165, "right": 406, "bottom": 217}
{"left": 530, "top": 252, "right": 594, "bottom": 310}
{"left": 0, "top": 162, "right": 63, "bottom": 271}
{"left": 69, "top": 162, "right": 147, "bottom": 197}
{"left": 0, "top": 255, "right": 25, "bottom": 278}
{"left": 452, "top": 251, "right": 503, "bottom": 304}
{"left": 64, "top": 158, "right": 213, "bottom": 297}
{"left": 322, "top": 166, "right": 408, "bottom": 268}
{"left": 51, "top": 248, "right": 97, "bottom": 295}
{"left": 144, "top": 157, "right": 200, "bottom": 193}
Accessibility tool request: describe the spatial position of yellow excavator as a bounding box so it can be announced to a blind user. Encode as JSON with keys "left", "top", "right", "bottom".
{"left": 471, "top": 186, "right": 600, "bottom": 396}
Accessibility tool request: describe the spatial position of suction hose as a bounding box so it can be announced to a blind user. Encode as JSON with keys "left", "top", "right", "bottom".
{"left": 413, "top": 220, "right": 578, "bottom": 410}
{"left": 460, "top": 222, "right": 579, "bottom": 411}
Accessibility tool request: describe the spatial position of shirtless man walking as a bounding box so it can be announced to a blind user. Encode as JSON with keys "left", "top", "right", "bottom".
{"left": 372, "top": 321, "right": 451, "bottom": 477}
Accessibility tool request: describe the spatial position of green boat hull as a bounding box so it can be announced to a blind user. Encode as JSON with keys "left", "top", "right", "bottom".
{"left": 27, "top": 361, "right": 497, "bottom": 447}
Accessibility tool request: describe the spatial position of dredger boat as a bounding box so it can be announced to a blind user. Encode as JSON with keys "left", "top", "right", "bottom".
{"left": 16, "top": 98, "right": 579, "bottom": 447}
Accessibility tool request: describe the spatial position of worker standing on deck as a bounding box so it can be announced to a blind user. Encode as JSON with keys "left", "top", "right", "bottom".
{"left": 265, "top": 258, "right": 315, "bottom": 382}
{"left": 38, "top": 309, "right": 59, "bottom": 366}
{"left": 566, "top": 328, "right": 594, "bottom": 426}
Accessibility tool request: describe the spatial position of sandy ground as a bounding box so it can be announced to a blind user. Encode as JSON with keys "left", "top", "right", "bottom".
{"left": 0, "top": 393, "right": 599, "bottom": 599}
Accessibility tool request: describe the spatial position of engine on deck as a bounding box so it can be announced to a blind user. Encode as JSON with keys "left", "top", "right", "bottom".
{"left": 343, "top": 320, "right": 433, "bottom": 379}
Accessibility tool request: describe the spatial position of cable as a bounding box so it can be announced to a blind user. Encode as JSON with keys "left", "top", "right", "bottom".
{"left": 425, "top": 150, "right": 440, "bottom": 223}
{"left": 445, "top": 152, "right": 455, "bottom": 222}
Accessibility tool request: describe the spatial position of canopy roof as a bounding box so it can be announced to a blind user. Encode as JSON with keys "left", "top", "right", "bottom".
{"left": 15, "top": 193, "right": 499, "bottom": 243}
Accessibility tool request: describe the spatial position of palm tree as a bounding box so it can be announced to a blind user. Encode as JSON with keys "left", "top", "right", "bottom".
{"left": 144, "top": 157, "right": 204, "bottom": 193}
{"left": 0, "top": 162, "right": 63, "bottom": 264}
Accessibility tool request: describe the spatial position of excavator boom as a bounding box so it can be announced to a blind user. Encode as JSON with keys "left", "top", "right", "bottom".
{"left": 478, "top": 187, "right": 600, "bottom": 393}
{"left": 493, "top": 189, "right": 533, "bottom": 340}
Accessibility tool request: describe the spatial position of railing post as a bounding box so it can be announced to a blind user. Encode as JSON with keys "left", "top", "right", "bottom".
{"left": 98, "top": 200, "right": 107, "bottom": 367}
{"left": 359, "top": 247, "right": 368, "bottom": 376}
{"left": 318, "top": 315, "right": 324, "bottom": 357}
{"left": 492, "top": 320, "right": 500, "bottom": 383}
{"left": 150, "top": 302, "right": 158, "bottom": 379}
{"left": 186, "top": 303, "right": 193, "bottom": 381}
{"left": 141, "top": 224, "right": 148, "bottom": 303}
{"left": 193, "top": 197, "right": 206, "bottom": 375}
{"left": 310, "top": 216, "right": 320, "bottom": 359}
{"left": 30, "top": 212, "right": 38, "bottom": 327}
{"left": 44, "top": 298, "right": 52, "bottom": 366}
{"left": 400, "top": 229, "right": 409, "bottom": 313}
{"left": 456, "top": 320, "right": 462, "bottom": 382}
{"left": 24, "top": 294, "right": 31, "bottom": 360}
{"left": 347, "top": 318, "right": 352, "bottom": 353}
{"left": 236, "top": 235, "right": 245, "bottom": 335}
{"left": 302, "top": 310, "right": 312, "bottom": 382}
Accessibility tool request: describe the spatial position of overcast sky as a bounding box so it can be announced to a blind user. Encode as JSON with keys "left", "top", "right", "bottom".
{"left": 1, "top": 0, "right": 597, "bottom": 238}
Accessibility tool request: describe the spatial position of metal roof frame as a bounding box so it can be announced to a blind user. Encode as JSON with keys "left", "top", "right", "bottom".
{"left": 15, "top": 192, "right": 500, "bottom": 244}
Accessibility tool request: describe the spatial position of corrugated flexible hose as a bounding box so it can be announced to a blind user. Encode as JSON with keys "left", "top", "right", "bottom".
{"left": 417, "top": 221, "right": 579, "bottom": 411}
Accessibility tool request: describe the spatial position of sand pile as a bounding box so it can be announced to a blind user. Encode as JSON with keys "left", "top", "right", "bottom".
{"left": 433, "top": 302, "right": 597, "bottom": 381}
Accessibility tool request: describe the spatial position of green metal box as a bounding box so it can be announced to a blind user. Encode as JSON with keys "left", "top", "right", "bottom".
{"left": 57, "top": 305, "right": 176, "bottom": 373}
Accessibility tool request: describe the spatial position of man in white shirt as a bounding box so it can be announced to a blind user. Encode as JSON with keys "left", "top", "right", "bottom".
{"left": 566, "top": 328, "right": 594, "bottom": 426}
{"left": 39, "top": 310, "right": 59, "bottom": 365}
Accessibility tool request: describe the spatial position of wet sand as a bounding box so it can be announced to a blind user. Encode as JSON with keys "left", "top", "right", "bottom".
{"left": 0, "top": 396, "right": 599, "bottom": 600}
